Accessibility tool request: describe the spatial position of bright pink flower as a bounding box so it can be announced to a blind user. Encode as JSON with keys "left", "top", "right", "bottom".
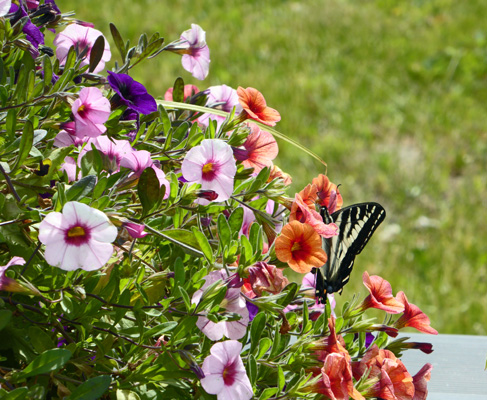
{"left": 164, "top": 84, "right": 199, "bottom": 101}
{"left": 233, "top": 123, "right": 278, "bottom": 173}
{"left": 124, "top": 222, "right": 148, "bottom": 239}
{"left": 0, "top": 1, "right": 11, "bottom": 16}
{"left": 198, "top": 84, "right": 240, "bottom": 127}
{"left": 54, "top": 129, "right": 88, "bottom": 148}
{"left": 120, "top": 150, "right": 170, "bottom": 197}
{"left": 180, "top": 24, "right": 210, "bottom": 80}
{"left": 394, "top": 291, "right": 438, "bottom": 335}
{"left": 191, "top": 270, "right": 249, "bottom": 341}
{"left": 358, "top": 272, "right": 405, "bottom": 314}
{"left": 200, "top": 340, "right": 253, "bottom": 400}
{"left": 72, "top": 87, "right": 110, "bottom": 138}
{"left": 38, "top": 201, "right": 117, "bottom": 271}
{"left": 247, "top": 261, "right": 288, "bottom": 296}
{"left": 53, "top": 24, "right": 111, "bottom": 73}
{"left": 181, "top": 139, "right": 237, "bottom": 204}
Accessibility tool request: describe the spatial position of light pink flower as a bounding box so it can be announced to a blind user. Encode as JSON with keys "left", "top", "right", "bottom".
{"left": 38, "top": 201, "right": 117, "bottom": 271}
{"left": 164, "top": 84, "right": 199, "bottom": 101}
{"left": 200, "top": 340, "right": 253, "bottom": 400}
{"left": 72, "top": 87, "right": 111, "bottom": 138}
{"left": 54, "top": 129, "right": 88, "bottom": 148}
{"left": 120, "top": 150, "right": 170, "bottom": 197}
{"left": 192, "top": 270, "right": 249, "bottom": 341}
{"left": 80, "top": 136, "right": 133, "bottom": 174}
{"left": 0, "top": 1, "right": 12, "bottom": 16}
{"left": 53, "top": 24, "right": 111, "bottom": 74}
{"left": 181, "top": 139, "right": 236, "bottom": 204}
{"left": 60, "top": 156, "right": 79, "bottom": 182}
{"left": 198, "top": 84, "right": 240, "bottom": 127}
{"left": 180, "top": 24, "right": 210, "bottom": 80}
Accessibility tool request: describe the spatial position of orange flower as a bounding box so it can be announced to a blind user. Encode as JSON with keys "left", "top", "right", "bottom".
{"left": 234, "top": 123, "right": 279, "bottom": 173}
{"left": 275, "top": 221, "right": 327, "bottom": 273}
{"left": 309, "top": 317, "right": 351, "bottom": 362}
{"left": 316, "top": 352, "right": 365, "bottom": 400}
{"left": 312, "top": 174, "right": 343, "bottom": 213}
{"left": 268, "top": 163, "right": 292, "bottom": 186}
{"left": 297, "top": 184, "right": 319, "bottom": 209}
{"left": 353, "top": 345, "right": 415, "bottom": 400}
{"left": 358, "top": 272, "right": 405, "bottom": 314}
{"left": 237, "top": 86, "right": 281, "bottom": 126}
{"left": 394, "top": 291, "right": 438, "bottom": 335}
{"left": 289, "top": 193, "right": 338, "bottom": 238}
{"left": 412, "top": 363, "right": 433, "bottom": 400}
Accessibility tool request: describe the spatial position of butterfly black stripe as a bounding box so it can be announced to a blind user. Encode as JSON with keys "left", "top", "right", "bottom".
{"left": 315, "top": 202, "right": 386, "bottom": 302}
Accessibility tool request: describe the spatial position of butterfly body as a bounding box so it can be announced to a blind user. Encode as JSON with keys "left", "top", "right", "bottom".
{"left": 315, "top": 202, "right": 386, "bottom": 302}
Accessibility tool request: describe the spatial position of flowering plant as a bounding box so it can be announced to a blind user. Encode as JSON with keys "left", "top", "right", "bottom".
{"left": 0, "top": 1, "right": 437, "bottom": 399}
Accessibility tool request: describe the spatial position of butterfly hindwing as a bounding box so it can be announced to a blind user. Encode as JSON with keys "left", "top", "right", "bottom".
{"left": 316, "top": 202, "right": 386, "bottom": 301}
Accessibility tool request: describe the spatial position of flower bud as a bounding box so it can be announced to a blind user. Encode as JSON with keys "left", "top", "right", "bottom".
{"left": 246, "top": 262, "right": 289, "bottom": 296}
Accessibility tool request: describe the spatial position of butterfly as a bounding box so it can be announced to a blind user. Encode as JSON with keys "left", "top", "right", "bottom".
{"left": 314, "top": 202, "right": 386, "bottom": 303}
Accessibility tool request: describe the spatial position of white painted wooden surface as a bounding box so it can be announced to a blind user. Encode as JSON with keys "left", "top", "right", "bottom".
{"left": 400, "top": 333, "right": 487, "bottom": 399}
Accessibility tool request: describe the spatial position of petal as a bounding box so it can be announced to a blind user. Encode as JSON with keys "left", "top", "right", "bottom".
{"left": 38, "top": 212, "right": 66, "bottom": 244}
{"left": 80, "top": 241, "right": 114, "bottom": 271}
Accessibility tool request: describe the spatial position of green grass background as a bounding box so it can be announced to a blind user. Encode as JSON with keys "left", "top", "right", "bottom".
{"left": 58, "top": 0, "right": 487, "bottom": 335}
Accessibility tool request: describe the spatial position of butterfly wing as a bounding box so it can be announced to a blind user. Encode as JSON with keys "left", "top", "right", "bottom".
{"left": 315, "top": 202, "right": 386, "bottom": 301}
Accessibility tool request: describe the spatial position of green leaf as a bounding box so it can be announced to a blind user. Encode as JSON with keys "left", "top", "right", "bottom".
{"left": 0, "top": 309, "right": 12, "bottom": 331}
{"left": 217, "top": 213, "right": 231, "bottom": 247}
{"left": 110, "top": 23, "right": 127, "bottom": 61}
{"left": 13, "top": 348, "right": 71, "bottom": 381}
{"left": 191, "top": 226, "right": 214, "bottom": 263}
{"left": 42, "top": 54, "right": 52, "bottom": 89}
{"left": 143, "top": 322, "right": 178, "bottom": 340}
{"left": 256, "top": 337, "right": 272, "bottom": 359}
{"left": 116, "top": 390, "right": 141, "bottom": 400}
{"left": 179, "top": 286, "right": 192, "bottom": 312}
{"left": 146, "top": 227, "right": 204, "bottom": 258}
{"left": 13, "top": 119, "right": 34, "bottom": 172}
{"left": 228, "top": 207, "right": 244, "bottom": 238}
{"left": 93, "top": 176, "right": 108, "bottom": 199}
{"left": 3, "top": 387, "right": 28, "bottom": 400}
{"left": 28, "top": 326, "right": 53, "bottom": 354}
{"left": 277, "top": 365, "right": 285, "bottom": 392}
{"left": 248, "top": 354, "right": 257, "bottom": 387}
{"left": 172, "top": 77, "right": 184, "bottom": 103}
{"left": 6, "top": 109, "right": 16, "bottom": 141}
{"left": 250, "top": 312, "right": 266, "bottom": 354}
{"left": 67, "top": 375, "right": 111, "bottom": 400}
{"left": 138, "top": 167, "right": 160, "bottom": 216}
{"left": 258, "top": 387, "right": 278, "bottom": 400}
{"left": 89, "top": 35, "right": 106, "bottom": 73}
{"left": 66, "top": 175, "right": 96, "bottom": 202}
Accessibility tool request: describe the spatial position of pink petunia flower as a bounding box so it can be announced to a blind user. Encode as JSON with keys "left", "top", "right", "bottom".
{"left": 123, "top": 222, "right": 148, "bottom": 239}
{"left": 120, "top": 150, "right": 170, "bottom": 197}
{"left": 198, "top": 84, "right": 240, "bottom": 127}
{"left": 60, "top": 156, "right": 79, "bottom": 182}
{"left": 180, "top": 24, "right": 210, "bottom": 80}
{"left": 191, "top": 270, "right": 249, "bottom": 341}
{"left": 53, "top": 24, "right": 111, "bottom": 73}
{"left": 72, "top": 87, "right": 111, "bottom": 138}
{"left": 181, "top": 139, "right": 236, "bottom": 205}
{"left": 38, "top": 201, "right": 117, "bottom": 271}
{"left": 0, "top": 1, "right": 11, "bottom": 16}
{"left": 357, "top": 272, "right": 405, "bottom": 314}
{"left": 200, "top": 340, "right": 253, "bottom": 400}
{"left": 394, "top": 291, "right": 438, "bottom": 335}
{"left": 80, "top": 136, "right": 133, "bottom": 174}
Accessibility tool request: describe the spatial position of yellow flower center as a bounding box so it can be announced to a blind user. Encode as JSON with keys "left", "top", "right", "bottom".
{"left": 77, "top": 104, "right": 86, "bottom": 114}
{"left": 291, "top": 242, "right": 302, "bottom": 252}
{"left": 67, "top": 226, "right": 86, "bottom": 238}
{"left": 202, "top": 162, "right": 214, "bottom": 174}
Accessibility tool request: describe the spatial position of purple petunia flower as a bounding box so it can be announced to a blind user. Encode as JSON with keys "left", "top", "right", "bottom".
{"left": 9, "top": 2, "right": 44, "bottom": 57}
{"left": 107, "top": 71, "right": 157, "bottom": 115}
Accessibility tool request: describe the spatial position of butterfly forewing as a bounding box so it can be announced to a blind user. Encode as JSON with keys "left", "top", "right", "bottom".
{"left": 316, "top": 202, "right": 386, "bottom": 301}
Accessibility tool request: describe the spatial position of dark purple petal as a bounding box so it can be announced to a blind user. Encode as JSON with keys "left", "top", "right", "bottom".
{"left": 246, "top": 301, "right": 258, "bottom": 322}
{"left": 107, "top": 71, "right": 157, "bottom": 115}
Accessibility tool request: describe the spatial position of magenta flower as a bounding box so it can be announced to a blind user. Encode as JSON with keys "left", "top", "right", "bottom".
{"left": 107, "top": 72, "right": 157, "bottom": 115}
{"left": 53, "top": 24, "right": 111, "bottom": 73}
{"left": 181, "top": 139, "right": 236, "bottom": 205}
{"left": 198, "top": 85, "right": 240, "bottom": 127}
{"left": 38, "top": 201, "right": 117, "bottom": 271}
{"left": 72, "top": 87, "right": 111, "bottom": 138}
{"left": 191, "top": 270, "right": 249, "bottom": 341}
{"left": 200, "top": 340, "right": 253, "bottom": 400}
{"left": 180, "top": 24, "right": 210, "bottom": 80}
{"left": 123, "top": 222, "right": 148, "bottom": 239}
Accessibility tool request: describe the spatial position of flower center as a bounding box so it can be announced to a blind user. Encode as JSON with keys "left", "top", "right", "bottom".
{"left": 291, "top": 241, "right": 302, "bottom": 252}
{"left": 65, "top": 225, "right": 90, "bottom": 246}
{"left": 222, "top": 361, "right": 237, "bottom": 386}
{"left": 77, "top": 104, "right": 87, "bottom": 118}
{"left": 201, "top": 161, "right": 219, "bottom": 181}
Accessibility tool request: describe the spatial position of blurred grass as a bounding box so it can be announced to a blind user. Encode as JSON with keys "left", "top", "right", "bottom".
{"left": 59, "top": 0, "right": 487, "bottom": 334}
